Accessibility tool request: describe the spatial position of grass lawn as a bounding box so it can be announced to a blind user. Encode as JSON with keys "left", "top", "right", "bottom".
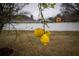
{"left": 0, "top": 30, "right": 79, "bottom": 56}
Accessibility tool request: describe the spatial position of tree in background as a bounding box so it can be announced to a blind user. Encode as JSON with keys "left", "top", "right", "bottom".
{"left": 0, "top": 3, "right": 27, "bottom": 33}
{"left": 61, "top": 3, "right": 79, "bottom": 22}
{"left": 48, "top": 17, "right": 54, "bottom": 22}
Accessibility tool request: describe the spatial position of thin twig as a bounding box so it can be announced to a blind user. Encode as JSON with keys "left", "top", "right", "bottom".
{"left": 38, "top": 3, "right": 46, "bottom": 33}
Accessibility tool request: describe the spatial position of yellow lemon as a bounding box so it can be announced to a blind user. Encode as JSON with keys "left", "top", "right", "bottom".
{"left": 40, "top": 34, "right": 49, "bottom": 46}
{"left": 34, "top": 28, "right": 44, "bottom": 37}
{"left": 45, "top": 31, "right": 51, "bottom": 37}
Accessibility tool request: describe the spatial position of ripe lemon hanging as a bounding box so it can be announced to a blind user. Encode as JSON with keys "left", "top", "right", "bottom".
{"left": 45, "top": 31, "right": 51, "bottom": 37}
{"left": 40, "top": 34, "right": 49, "bottom": 46}
{"left": 34, "top": 28, "right": 44, "bottom": 37}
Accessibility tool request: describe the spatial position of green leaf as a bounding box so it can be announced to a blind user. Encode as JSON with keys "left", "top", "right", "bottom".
{"left": 50, "top": 3, "right": 56, "bottom": 8}
{"left": 42, "top": 3, "right": 48, "bottom": 8}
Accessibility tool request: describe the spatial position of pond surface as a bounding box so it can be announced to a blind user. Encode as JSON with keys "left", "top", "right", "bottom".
{"left": 3, "top": 22, "right": 79, "bottom": 31}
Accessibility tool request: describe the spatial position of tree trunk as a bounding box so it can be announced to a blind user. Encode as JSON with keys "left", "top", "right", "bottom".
{"left": 0, "top": 23, "right": 4, "bottom": 33}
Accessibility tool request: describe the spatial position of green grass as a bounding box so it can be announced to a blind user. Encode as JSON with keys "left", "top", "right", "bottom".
{"left": 0, "top": 30, "right": 79, "bottom": 56}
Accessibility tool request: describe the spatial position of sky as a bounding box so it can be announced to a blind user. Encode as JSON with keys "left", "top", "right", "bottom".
{"left": 20, "top": 3, "right": 62, "bottom": 20}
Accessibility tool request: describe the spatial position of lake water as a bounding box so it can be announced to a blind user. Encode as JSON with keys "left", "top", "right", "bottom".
{"left": 3, "top": 22, "right": 79, "bottom": 31}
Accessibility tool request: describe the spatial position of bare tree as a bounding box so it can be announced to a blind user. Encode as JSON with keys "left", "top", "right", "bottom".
{"left": 0, "top": 3, "right": 27, "bottom": 33}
